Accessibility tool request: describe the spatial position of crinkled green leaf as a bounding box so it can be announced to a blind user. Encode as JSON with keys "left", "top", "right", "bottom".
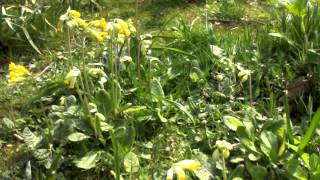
{"left": 124, "top": 152, "right": 140, "bottom": 173}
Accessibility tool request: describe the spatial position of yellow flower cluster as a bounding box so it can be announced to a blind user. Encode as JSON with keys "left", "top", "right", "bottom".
{"left": 60, "top": 9, "right": 136, "bottom": 43}
{"left": 64, "top": 67, "right": 81, "bottom": 89}
{"left": 8, "top": 62, "right": 31, "bottom": 85}
{"left": 213, "top": 140, "right": 233, "bottom": 160}
{"left": 166, "top": 160, "right": 201, "bottom": 180}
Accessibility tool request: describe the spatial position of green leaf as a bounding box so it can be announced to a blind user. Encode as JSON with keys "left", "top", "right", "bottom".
{"left": 123, "top": 106, "right": 146, "bottom": 114}
{"left": 156, "top": 108, "right": 168, "bottom": 123}
{"left": 260, "top": 131, "right": 278, "bottom": 150}
{"left": 33, "top": 149, "right": 51, "bottom": 169}
{"left": 67, "top": 132, "right": 90, "bottom": 142}
{"left": 229, "top": 164, "right": 244, "bottom": 180}
{"left": 2, "top": 117, "right": 15, "bottom": 129}
{"left": 299, "top": 108, "right": 320, "bottom": 151}
{"left": 151, "top": 78, "right": 165, "bottom": 100}
{"left": 269, "top": 33, "right": 298, "bottom": 47}
{"left": 163, "top": 99, "right": 195, "bottom": 124}
{"left": 260, "top": 131, "right": 278, "bottom": 162}
{"left": 95, "top": 89, "right": 112, "bottom": 116}
{"left": 286, "top": 158, "right": 308, "bottom": 180}
{"left": 124, "top": 152, "right": 140, "bottom": 173}
{"left": 21, "top": 26, "right": 42, "bottom": 54}
{"left": 210, "top": 45, "right": 224, "bottom": 58}
{"left": 246, "top": 162, "right": 267, "bottom": 180}
{"left": 223, "top": 116, "right": 243, "bottom": 131}
{"left": 23, "top": 127, "right": 42, "bottom": 150}
{"left": 74, "top": 151, "right": 102, "bottom": 170}
{"left": 151, "top": 46, "right": 196, "bottom": 58}
{"left": 114, "top": 126, "right": 135, "bottom": 149}
{"left": 310, "top": 154, "right": 320, "bottom": 171}
{"left": 25, "top": 161, "right": 32, "bottom": 180}
{"left": 236, "top": 126, "right": 259, "bottom": 153}
{"left": 285, "top": 0, "right": 308, "bottom": 17}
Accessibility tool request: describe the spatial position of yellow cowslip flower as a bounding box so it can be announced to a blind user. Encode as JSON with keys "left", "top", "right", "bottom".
{"left": 127, "top": 19, "right": 136, "bottom": 34}
{"left": 166, "top": 168, "right": 174, "bottom": 180}
{"left": 64, "top": 67, "right": 80, "bottom": 89}
{"left": 99, "top": 31, "right": 108, "bottom": 39}
{"left": 214, "top": 140, "right": 233, "bottom": 159}
{"left": 88, "top": 18, "right": 107, "bottom": 30}
{"left": 8, "top": 62, "right": 31, "bottom": 85}
{"left": 74, "top": 18, "right": 88, "bottom": 29}
{"left": 174, "top": 160, "right": 201, "bottom": 171}
{"left": 69, "top": 10, "right": 81, "bottom": 18}
{"left": 166, "top": 159, "right": 201, "bottom": 180}
{"left": 120, "top": 56, "right": 133, "bottom": 63}
{"left": 100, "top": 18, "right": 108, "bottom": 32}
{"left": 216, "top": 140, "right": 232, "bottom": 150}
{"left": 174, "top": 166, "right": 186, "bottom": 180}
{"left": 116, "top": 33, "right": 125, "bottom": 44}
{"left": 118, "top": 20, "right": 130, "bottom": 37}
{"left": 88, "top": 28, "right": 104, "bottom": 42}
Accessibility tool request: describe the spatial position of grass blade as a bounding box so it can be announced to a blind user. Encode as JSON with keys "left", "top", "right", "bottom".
{"left": 298, "top": 108, "right": 320, "bottom": 151}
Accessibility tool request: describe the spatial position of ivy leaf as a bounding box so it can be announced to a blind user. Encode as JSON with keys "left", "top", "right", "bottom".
{"left": 124, "top": 152, "right": 140, "bottom": 173}
{"left": 23, "top": 127, "right": 42, "bottom": 150}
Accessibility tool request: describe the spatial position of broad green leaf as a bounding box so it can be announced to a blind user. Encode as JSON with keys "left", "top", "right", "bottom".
{"left": 310, "top": 154, "right": 320, "bottom": 171}
{"left": 248, "top": 153, "right": 261, "bottom": 161}
{"left": 286, "top": 158, "right": 308, "bottom": 180}
{"left": 229, "top": 164, "right": 244, "bottom": 180}
{"left": 246, "top": 162, "right": 267, "bottom": 180}
{"left": 33, "top": 149, "right": 51, "bottom": 169}
{"left": 163, "top": 99, "right": 195, "bottom": 124}
{"left": 114, "top": 126, "right": 136, "bottom": 149}
{"left": 260, "top": 131, "right": 278, "bottom": 150}
{"left": 299, "top": 108, "right": 320, "bottom": 150}
{"left": 285, "top": 0, "right": 308, "bottom": 17}
{"left": 230, "top": 156, "right": 244, "bottom": 164}
{"left": 210, "top": 45, "right": 224, "bottom": 58}
{"left": 23, "top": 127, "right": 42, "bottom": 150}
{"left": 2, "top": 117, "right": 15, "bottom": 129}
{"left": 124, "top": 152, "right": 140, "bottom": 173}
{"left": 67, "top": 132, "right": 90, "bottom": 142}
{"left": 260, "top": 131, "right": 278, "bottom": 162}
{"left": 95, "top": 89, "right": 112, "bottom": 116}
{"left": 236, "top": 126, "right": 259, "bottom": 153}
{"left": 151, "top": 78, "right": 165, "bottom": 100}
{"left": 223, "top": 116, "right": 243, "bottom": 131}
{"left": 74, "top": 151, "right": 102, "bottom": 170}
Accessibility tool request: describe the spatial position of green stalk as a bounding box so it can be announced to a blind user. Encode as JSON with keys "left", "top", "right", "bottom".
{"left": 110, "top": 131, "right": 121, "bottom": 180}
{"left": 221, "top": 153, "right": 227, "bottom": 180}
{"left": 284, "top": 90, "right": 294, "bottom": 143}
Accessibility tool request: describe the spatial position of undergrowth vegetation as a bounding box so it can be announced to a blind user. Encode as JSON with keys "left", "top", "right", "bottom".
{"left": 1, "top": 0, "right": 320, "bottom": 179}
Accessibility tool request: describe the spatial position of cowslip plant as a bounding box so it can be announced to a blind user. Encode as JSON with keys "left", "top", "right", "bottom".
{"left": 222, "top": 105, "right": 320, "bottom": 179}
{"left": 166, "top": 160, "right": 201, "bottom": 180}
